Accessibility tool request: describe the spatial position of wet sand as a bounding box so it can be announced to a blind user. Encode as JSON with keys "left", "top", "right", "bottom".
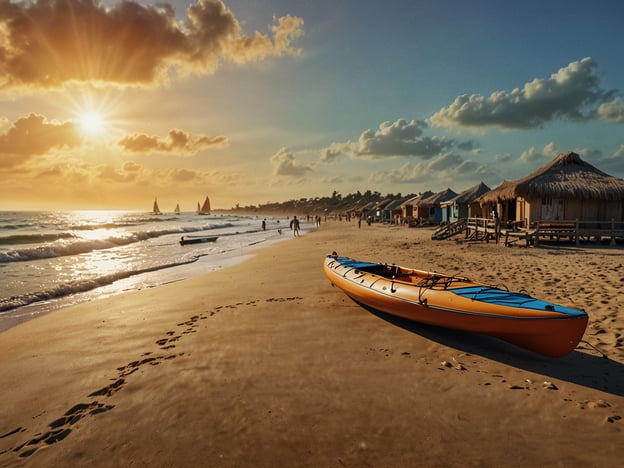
{"left": 0, "top": 220, "right": 622, "bottom": 467}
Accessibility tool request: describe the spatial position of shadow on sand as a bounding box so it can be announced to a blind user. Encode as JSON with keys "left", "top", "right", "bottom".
{"left": 359, "top": 302, "right": 623, "bottom": 397}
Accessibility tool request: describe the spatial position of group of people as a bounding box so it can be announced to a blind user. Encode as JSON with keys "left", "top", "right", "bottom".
{"left": 260, "top": 216, "right": 300, "bottom": 236}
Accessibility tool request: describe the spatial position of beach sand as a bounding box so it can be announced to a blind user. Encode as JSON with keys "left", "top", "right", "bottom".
{"left": 1, "top": 221, "right": 622, "bottom": 467}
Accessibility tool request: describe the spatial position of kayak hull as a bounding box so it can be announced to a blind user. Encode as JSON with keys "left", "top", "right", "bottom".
{"left": 323, "top": 255, "right": 588, "bottom": 357}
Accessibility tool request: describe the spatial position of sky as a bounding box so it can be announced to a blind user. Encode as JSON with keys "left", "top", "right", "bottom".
{"left": 1, "top": 0, "right": 624, "bottom": 211}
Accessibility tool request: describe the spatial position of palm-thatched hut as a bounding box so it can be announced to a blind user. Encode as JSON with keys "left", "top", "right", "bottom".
{"left": 441, "top": 182, "right": 491, "bottom": 223}
{"left": 477, "top": 151, "right": 624, "bottom": 226}
{"left": 415, "top": 188, "right": 457, "bottom": 224}
{"left": 400, "top": 191, "right": 433, "bottom": 222}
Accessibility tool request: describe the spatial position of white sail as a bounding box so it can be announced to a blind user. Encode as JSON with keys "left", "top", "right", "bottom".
{"left": 174, "top": 203, "right": 180, "bottom": 215}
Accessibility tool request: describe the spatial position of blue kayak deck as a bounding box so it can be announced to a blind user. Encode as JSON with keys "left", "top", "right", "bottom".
{"left": 449, "top": 286, "right": 585, "bottom": 316}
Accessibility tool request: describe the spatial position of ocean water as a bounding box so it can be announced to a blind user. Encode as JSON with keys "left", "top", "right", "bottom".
{"left": 0, "top": 211, "right": 299, "bottom": 331}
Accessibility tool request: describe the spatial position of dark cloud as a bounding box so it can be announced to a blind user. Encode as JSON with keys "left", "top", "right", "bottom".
{"left": 0, "top": 0, "right": 304, "bottom": 89}
{"left": 430, "top": 58, "right": 616, "bottom": 130}
{"left": 118, "top": 129, "right": 228, "bottom": 154}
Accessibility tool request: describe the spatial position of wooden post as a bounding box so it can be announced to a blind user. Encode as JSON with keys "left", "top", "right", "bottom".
{"left": 575, "top": 218, "right": 580, "bottom": 247}
{"left": 534, "top": 221, "right": 540, "bottom": 247}
{"left": 611, "top": 218, "right": 616, "bottom": 247}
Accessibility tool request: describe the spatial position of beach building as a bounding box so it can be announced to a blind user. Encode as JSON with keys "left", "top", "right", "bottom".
{"left": 477, "top": 151, "right": 624, "bottom": 226}
{"left": 415, "top": 188, "right": 457, "bottom": 224}
{"left": 400, "top": 191, "right": 433, "bottom": 223}
{"left": 370, "top": 198, "right": 394, "bottom": 222}
{"left": 385, "top": 197, "right": 409, "bottom": 223}
{"left": 441, "top": 182, "right": 491, "bottom": 223}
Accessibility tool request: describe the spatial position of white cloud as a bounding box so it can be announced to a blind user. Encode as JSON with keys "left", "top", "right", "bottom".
{"left": 430, "top": 57, "right": 615, "bottom": 130}
{"left": 598, "top": 97, "right": 624, "bottom": 123}
{"left": 519, "top": 146, "right": 546, "bottom": 163}
{"left": 320, "top": 118, "right": 455, "bottom": 161}
{"left": 270, "top": 147, "right": 313, "bottom": 176}
{"left": 367, "top": 152, "right": 497, "bottom": 188}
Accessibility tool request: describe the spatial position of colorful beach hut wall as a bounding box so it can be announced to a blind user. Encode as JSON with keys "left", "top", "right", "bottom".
{"left": 441, "top": 182, "right": 491, "bottom": 223}
{"left": 415, "top": 188, "right": 457, "bottom": 224}
{"left": 385, "top": 197, "right": 408, "bottom": 223}
{"left": 477, "top": 151, "right": 624, "bottom": 226}
{"left": 400, "top": 191, "right": 433, "bottom": 222}
{"left": 371, "top": 198, "right": 394, "bottom": 222}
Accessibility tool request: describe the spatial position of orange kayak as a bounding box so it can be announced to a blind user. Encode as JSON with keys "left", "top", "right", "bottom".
{"left": 323, "top": 255, "right": 588, "bottom": 357}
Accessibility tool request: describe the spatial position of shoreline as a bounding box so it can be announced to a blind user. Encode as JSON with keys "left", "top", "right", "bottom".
{"left": 0, "top": 220, "right": 622, "bottom": 466}
{"left": 0, "top": 223, "right": 304, "bottom": 334}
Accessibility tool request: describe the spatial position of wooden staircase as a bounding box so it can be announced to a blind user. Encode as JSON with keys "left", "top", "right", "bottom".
{"left": 431, "top": 218, "right": 467, "bottom": 240}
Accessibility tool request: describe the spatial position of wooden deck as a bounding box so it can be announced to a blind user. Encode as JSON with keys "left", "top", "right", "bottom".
{"left": 433, "top": 218, "right": 624, "bottom": 247}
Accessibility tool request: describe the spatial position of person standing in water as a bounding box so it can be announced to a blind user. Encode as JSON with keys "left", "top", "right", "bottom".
{"left": 290, "top": 216, "right": 300, "bottom": 237}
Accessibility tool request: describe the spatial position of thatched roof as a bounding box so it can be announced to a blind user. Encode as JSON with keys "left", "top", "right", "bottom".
{"left": 416, "top": 188, "right": 457, "bottom": 207}
{"left": 442, "top": 182, "right": 491, "bottom": 206}
{"left": 478, "top": 152, "right": 624, "bottom": 204}
{"left": 385, "top": 197, "right": 408, "bottom": 210}
{"left": 400, "top": 191, "right": 434, "bottom": 207}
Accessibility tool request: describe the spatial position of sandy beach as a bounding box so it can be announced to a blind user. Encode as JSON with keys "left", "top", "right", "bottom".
{"left": 0, "top": 220, "right": 622, "bottom": 467}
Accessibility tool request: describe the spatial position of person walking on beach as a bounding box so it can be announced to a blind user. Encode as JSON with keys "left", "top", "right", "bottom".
{"left": 290, "top": 216, "right": 300, "bottom": 237}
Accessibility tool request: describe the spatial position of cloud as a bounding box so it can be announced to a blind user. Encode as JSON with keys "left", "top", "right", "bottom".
{"left": 519, "top": 146, "right": 546, "bottom": 163}
{"left": 270, "top": 147, "right": 313, "bottom": 176}
{"left": 118, "top": 129, "right": 228, "bottom": 154}
{"left": 430, "top": 57, "right": 615, "bottom": 130}
{"left": 0, "top": 113, "right": 81, "bottom": 168}
{"left": 321, "top": 119, "right": 455, "bottom": 161}
{"left": 598, "top": 97, "right": 624, "bottom": 123}
{"left": 0, "top": 0, "right": 304, "bottom": 90}
{"left": 367, "top": 152, "right": 497, "bottom": 187}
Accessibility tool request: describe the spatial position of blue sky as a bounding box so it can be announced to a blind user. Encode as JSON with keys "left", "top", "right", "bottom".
{"left": 1, "top": 0, "right": 623, "bottom": 210}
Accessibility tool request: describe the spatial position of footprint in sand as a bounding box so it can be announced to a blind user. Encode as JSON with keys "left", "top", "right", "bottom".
{"left": 10, "top": 401, "right": 115, "bottom": 459}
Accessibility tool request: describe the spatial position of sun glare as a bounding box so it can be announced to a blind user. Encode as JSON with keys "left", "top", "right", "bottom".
{"left": 78, "top": 111, "right": 106, "bottom": 136}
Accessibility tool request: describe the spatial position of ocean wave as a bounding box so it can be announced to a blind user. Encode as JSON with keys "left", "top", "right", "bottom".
{"left": 0, "top": 258, "right": 198, "bottom": 313}
{"left": 0, "top": 222, "right": 236, "bottom": 263}
{"left": 0, "top": 232, "right": 77, "bottom": 245}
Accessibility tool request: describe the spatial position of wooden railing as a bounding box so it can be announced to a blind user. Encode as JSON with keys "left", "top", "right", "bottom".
{"left": 530, "top": 219, "right": 624, "bottom": 247}
{"left": 432, "top": 217, "right": 624, "bottom": 247}
{"left": 431, "top": 218, "right": 467, "bottom": 240}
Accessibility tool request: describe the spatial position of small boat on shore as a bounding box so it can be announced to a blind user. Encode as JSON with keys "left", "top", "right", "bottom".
{"left": 179, "top": 235, "right": 218, "bottom": 245}
{"left": 323, "top": 254, "right": 588, "bottom": 357}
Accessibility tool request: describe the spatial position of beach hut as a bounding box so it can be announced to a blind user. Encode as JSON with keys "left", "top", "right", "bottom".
{"left": 441, "top": 182, "right": 491, "bottom": 223}
{"left": 415, "top": 188, "right": 458, "bottom": 224}
{"left": 371, "top": 198, "right": 394, "bottom": 222}
{"left": 385, "top": 197, "right": 409, "bottom": 223}
{"left": 477, "top": 151, "right": 624, "bottom": 226}
{"left": 400, "top": 191, "right": 433, "bottom": 223}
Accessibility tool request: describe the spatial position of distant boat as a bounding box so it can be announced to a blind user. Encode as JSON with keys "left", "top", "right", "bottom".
{"left": 198, "top": 196, "right": 211, "bottom": 215}
{"left": 174, "top": 204, "right": 180, "bottom": 215}
{"left": 152, "top": 197, "right": 162, "bottom": 215}
{"left": 180, "top": 235, "right": 218, "bottom": 245}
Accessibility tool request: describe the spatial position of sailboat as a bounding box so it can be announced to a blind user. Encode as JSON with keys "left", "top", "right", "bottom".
{"left": 152, "top": 197, "right": 162, "bottom": 215}
{"left": 197, "top": 196, "right": 211, "bottom": 215}
{"left": 174, "top": 203, "right": 181, "bottom": 215}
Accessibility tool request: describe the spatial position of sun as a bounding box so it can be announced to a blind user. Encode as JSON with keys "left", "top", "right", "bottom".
{"left": 78, "top": 110, "right": 106, "bottom": 136}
